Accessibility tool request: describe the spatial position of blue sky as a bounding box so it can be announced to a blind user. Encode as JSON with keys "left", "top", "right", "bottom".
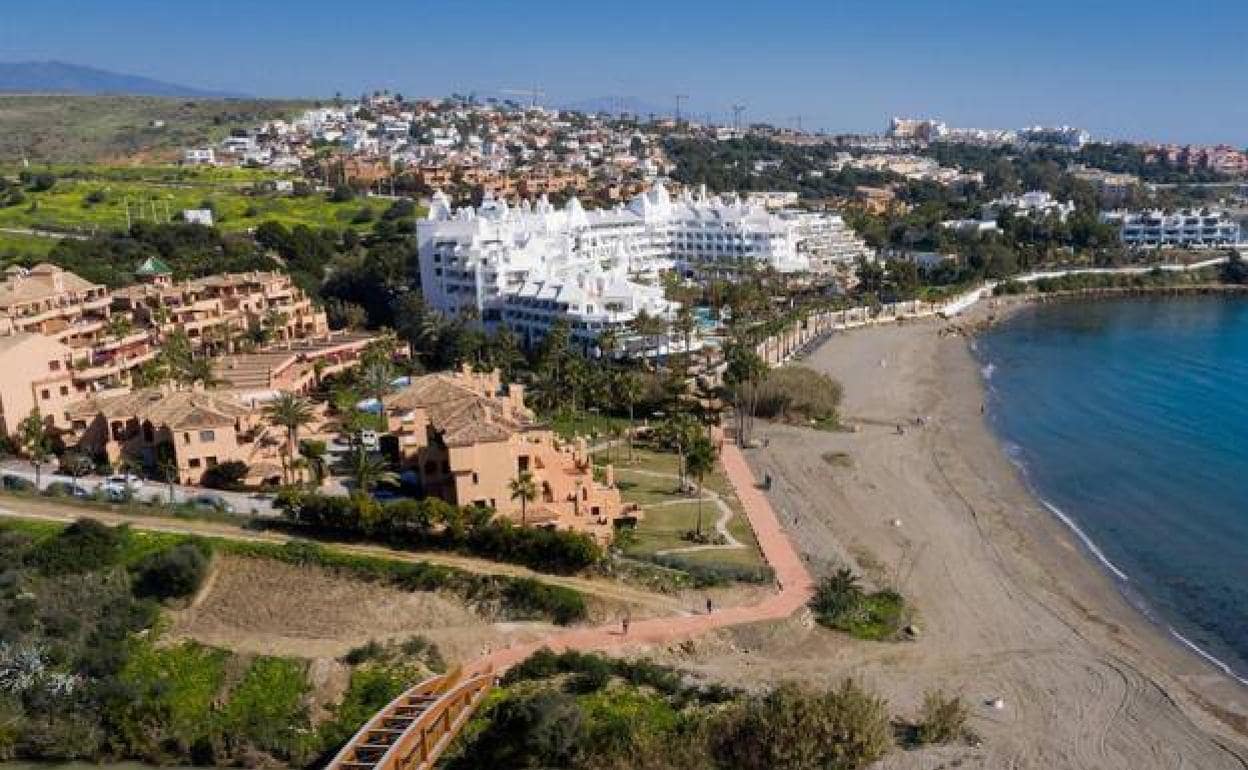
{"left": 4, "top": 0, "right": 1247, "bottom": 145}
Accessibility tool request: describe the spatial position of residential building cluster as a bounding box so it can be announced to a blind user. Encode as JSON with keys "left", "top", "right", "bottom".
{"left": 185, "top": 94, "right": 673, "bottom": 204}
{"left": 416, "top": 182, "right": 872, "bottom": 348}
{"left": 887, "top": 116, "right": 1090, "bottom": 148}
{"left": 834, "top": 152, "right": 984, "bottom": 189}
{"left": 1068, "top": 165, "right": 1141, "bottom": 206}
{"left": 1142, "top": 144, "right": 1248, "bottom": 176}
{"left": 381, "top": 366, "right": 635, "bottom": 542}
{"left": 1100, "top": 209, "right": 1242, "bottom": 249}
{"left": 0, "top": 261, "right": 391, "bottom": 486}
{"left": 942, "top": 191, "right": 1077, "bottom": 234}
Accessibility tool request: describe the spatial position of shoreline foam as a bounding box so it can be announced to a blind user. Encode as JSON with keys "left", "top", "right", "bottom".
{"left": 974, "top": 301, "right": 1248, "bottom": 692}
{"left": 747, "top": 317, "right": 1248, "bottom": 767}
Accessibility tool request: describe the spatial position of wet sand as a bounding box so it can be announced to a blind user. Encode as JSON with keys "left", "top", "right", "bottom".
{"left": 671, "top": 318, "right": 1248, "bottom": 769}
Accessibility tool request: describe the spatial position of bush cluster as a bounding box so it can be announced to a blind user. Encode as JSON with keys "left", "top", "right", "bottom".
{"left": 809, "top": 568, "right": 911, "bottom": 641}
{"left": 274, "top": 491, "right": 603, "bottom": 575}
{"left": 752, "top": 366, "right": 844, "bottom": 426}
{"left": 450, "top": 649, "right": 894, "bottom": 770}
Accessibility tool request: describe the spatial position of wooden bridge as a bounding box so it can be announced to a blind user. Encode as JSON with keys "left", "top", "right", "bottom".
{"left": 322, "top": 442, "right": 817, "bottom": 769}
{"left": 324, "top": 665, "right": 493, "bottom": 770}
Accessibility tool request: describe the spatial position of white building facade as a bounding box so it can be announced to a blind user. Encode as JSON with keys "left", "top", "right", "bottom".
{"left": 416, "top": 182, "right": 858, "bottom": 347}
{"left": 1101, "top": 209, "right": 1241, "bottom": 249}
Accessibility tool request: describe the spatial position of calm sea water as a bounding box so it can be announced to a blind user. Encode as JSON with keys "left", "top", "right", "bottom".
{"left": 977, "top": 297, "right": 1248, "bottom": 685}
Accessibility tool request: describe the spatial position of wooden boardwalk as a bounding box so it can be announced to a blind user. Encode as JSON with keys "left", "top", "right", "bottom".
{"left": 326, "top": 442, "right": 814, "bottom": 769}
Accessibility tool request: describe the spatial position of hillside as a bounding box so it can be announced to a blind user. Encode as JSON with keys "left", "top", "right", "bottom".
{"left": 0, "top": 60, "right": 243, "bottom": 97}
{"left": 0, "top": 94, "right": 311, "bottom": 162}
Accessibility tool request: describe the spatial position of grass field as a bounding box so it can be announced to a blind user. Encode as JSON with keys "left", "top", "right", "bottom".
{"left": 0, "top": 171, "right": 393, "bottom": 237}
{"left": 0, "top": 94, "right": 311, "bottom": 163}
{"left": 600, "top": 447, "right": 766, "bottom": 571}
{"left": 0, "top": 229, "right": 57, "bottom": 258}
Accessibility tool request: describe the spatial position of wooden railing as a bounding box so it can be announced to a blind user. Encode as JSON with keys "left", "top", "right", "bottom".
{"left": 324, "top": 665, "right": 494, "bottom": 770}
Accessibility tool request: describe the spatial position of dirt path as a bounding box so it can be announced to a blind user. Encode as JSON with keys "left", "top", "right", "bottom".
{"left": 0, "top": 497, "right": 687, "bottom": 615}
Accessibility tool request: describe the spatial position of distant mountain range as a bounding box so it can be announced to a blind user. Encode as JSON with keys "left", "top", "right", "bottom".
{"left": 0, "top": 61, "right": 246, "bottom": 98}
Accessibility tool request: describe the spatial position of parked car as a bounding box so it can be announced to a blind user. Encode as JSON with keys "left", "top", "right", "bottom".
{"left": 44, "top": 481, "right": 90, "bottom": 498}
{"left": 189, "top": 494, "right": 235, "bottom": 514}
{"left": 2, "top": 474, "right": 35, "bottom": 492}
{"left": 104, "top": 474, "right": 144, "bottom": 491}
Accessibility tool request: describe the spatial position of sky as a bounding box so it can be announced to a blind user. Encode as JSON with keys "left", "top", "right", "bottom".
{"left": 3, "top": 0, "right": 1247, "bottom": 146}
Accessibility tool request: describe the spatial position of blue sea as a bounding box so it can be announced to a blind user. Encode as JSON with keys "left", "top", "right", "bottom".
{"left": 976, "top": 297, "right": 1248, "bottom": 686}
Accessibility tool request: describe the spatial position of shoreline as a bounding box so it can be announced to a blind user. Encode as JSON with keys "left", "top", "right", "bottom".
{"left": 738, "top": 317, "right": 1248, "bottom": 768}
{"left": 969, "top": 320, "right": 1248, "bottom": 691}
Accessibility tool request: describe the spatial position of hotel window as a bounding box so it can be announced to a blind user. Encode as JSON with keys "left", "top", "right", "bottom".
{"left": 199, "top": 430, "right": 216, "bottom": 442}
{"left": 189, "top": 458, "right": 201, "bottom": 468}
{"left": 41, "top": 389, "right": 50, "bottom": 400}
{"left": 48, "top": 360, "right": 60, "bottom": 371}
{"left": 59, "top": 386, "right": 69, "bottom": 396}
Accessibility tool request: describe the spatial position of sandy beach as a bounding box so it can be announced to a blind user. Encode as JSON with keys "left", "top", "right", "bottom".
{"left": 661, "top": 316, "right": 1248, "bottom": 769}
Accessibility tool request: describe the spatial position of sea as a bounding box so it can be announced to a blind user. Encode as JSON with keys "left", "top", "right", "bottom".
{"left": 976, "top": 296, "right": 1248, "bottom": 686}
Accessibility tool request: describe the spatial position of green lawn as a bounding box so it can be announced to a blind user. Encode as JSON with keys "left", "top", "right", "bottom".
{"left": 545, "top": 409, "right": 632, "bottom": 442}
{"left": 0, "top": 229, "right": 56, "bottom": 258}
{"left": 602, "top": 447, "right": 766, "bottom": 572}
{"left": 0, "top": 174, "right": 394, "bottom": 236}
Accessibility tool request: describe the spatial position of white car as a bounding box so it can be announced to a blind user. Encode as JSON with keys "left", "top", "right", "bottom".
{"left": 104, "top": 474, "right": 144, "bottom": 491}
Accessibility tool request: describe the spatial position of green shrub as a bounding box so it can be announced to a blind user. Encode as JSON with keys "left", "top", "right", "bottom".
{"left": 810, "top": 569, "right": 910, "bottom": 641}
{"left": 28, "top": 518, "right": 125, "bottom": 575}
{"left": 752, "top": 366, "right": 844, "bottom": 425}
{"left": 651, "top": 553, "right": 775, "bottom": 586}
{"left": 916, "top": 689, "right": 969, "bottom": 745}
{"left": 200, "top": 460, "right": 248, "bottom": 490}
{"left": 131, "top": 541, "right": 212, "bottom": 601}
{"left": 713, "top": 679, "right": 892, "bottom": 770}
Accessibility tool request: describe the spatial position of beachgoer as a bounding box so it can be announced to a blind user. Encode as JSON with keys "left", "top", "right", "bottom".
{"left": 622, "top": 616, "right": 630, "bottom": 636}
{"left": 706, "top": 597, "right": 714, "bottom": 615}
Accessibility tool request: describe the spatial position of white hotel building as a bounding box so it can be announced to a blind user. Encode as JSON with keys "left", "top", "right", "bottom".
{"left": 417, "top": 183, "right": 863, "bottom": 347}
{"left": 1100, "top": 209, "right": 1241, "bottom": 249}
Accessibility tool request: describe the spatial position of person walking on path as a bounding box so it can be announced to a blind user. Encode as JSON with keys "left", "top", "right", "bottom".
{"left": 621, "top": 614, "right": 630, "bottom": 636}
{"left": 706, "top": 597, "right": 714, "bottom": 615}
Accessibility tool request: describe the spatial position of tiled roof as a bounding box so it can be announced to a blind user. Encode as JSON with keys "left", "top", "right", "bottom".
{"left": 0, "top": 265, "right": 104, "bottom": 309}
{"left": 66, "top": 388, "right": 253, "bottom": 430}
{"left": 384, "top": 373, "right": 534, "bottom": 447}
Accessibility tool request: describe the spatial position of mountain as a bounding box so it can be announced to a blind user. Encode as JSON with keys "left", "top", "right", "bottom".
{"left": 0, "top": 61, "right": 246, "bottom": 98}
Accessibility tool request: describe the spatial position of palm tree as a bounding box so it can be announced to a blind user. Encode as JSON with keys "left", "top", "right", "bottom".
{"left": 263, "top": 393, "right": 314, "bottom": 482}
{"left": 613, "top": 370, "right": 643, "bottom": 461}
{"left": 684, "top": 434, "right": 717, "bottom": 538}
{"left": 347, "top": 445, "right": 398, "bottom": 494}
{"left": 299, "top": 439, "right": 329, "bottom": 487}
{"left": 182, "top": 357, "right": 221, "bottom": 387}
{"left": 508, "top": 470, "right": 538, "bottom": 527}
{"left": 359, "top": 360, "right": 396, "bottom": 430}
{"left": 17, "top": 408, "right": 51, "bottom": 489}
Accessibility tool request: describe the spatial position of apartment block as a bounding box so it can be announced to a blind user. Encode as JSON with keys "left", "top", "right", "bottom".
{"left": 382, "top": 367, "right": 635, "bottom": 543}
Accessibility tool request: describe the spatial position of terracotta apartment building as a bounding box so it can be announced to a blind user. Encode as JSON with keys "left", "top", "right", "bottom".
{"left": 382, "top": 367, "right": 636, "bottom": 542}
{"left": 0, "top": 261, "right": 368, "bottom": 441}
{"left": 63, "top": 386, "right": 285, "bottom": 486}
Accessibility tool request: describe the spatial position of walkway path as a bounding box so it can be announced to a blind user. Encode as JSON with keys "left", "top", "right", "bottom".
{"left": 469, "top": 442, "right": 815, "bottom": 673}
{"left": 614, "top": 466, "right": 745, "bottom": 556}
